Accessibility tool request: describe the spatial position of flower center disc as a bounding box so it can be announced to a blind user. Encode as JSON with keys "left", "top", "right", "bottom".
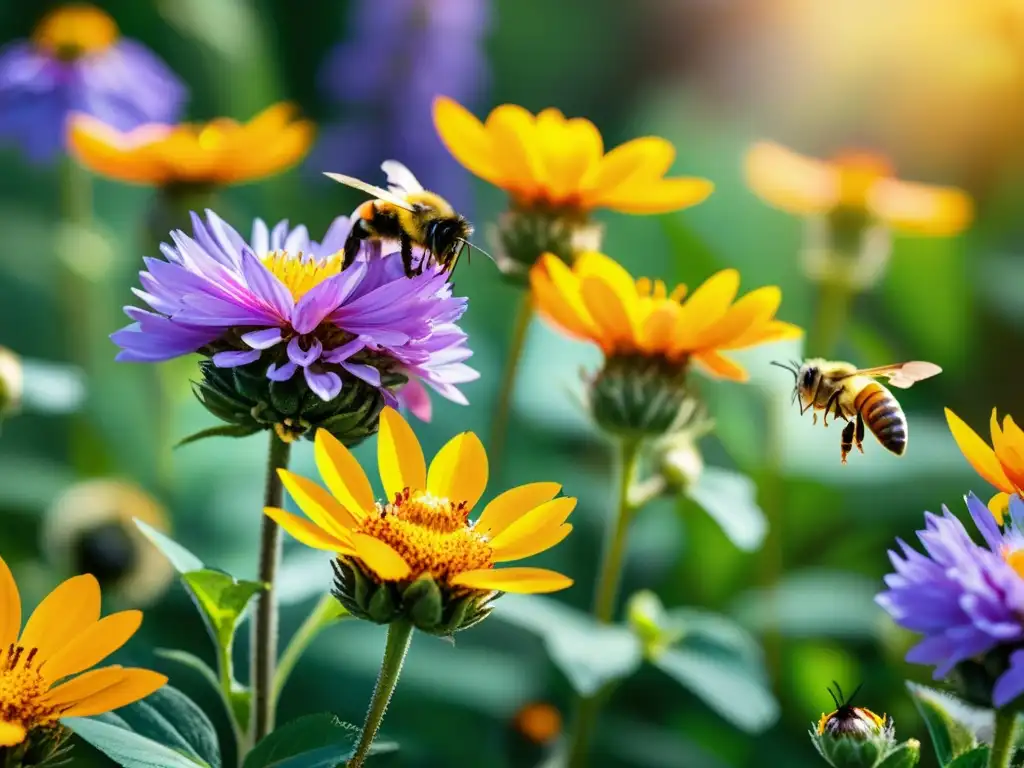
{"left": 33, "top": 5, "right": 118, "bottom": 59}
{"left": 261, "top": 250, "right": 345, "bottom": 301}
{"left": 0, "top": 645, "right": 57, "bottom": 733}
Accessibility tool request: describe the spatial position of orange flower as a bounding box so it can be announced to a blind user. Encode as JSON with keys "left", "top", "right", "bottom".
{"left": 433, "top": 96, "right": 713, "bottom": 215}
{"left": 745, "top": 142, "right": 973, "bottom": 236}
{"left": 530, "top": 252, "right": 802, "bottom": 382}
{"left": 946, "top": 407, "right": 1024, "bottom": 523}
{"left": 68, "top": 103, "right": 314, "bottom": 186}
{"left": 32, "top": 4, "right": 117, "bottom": 57}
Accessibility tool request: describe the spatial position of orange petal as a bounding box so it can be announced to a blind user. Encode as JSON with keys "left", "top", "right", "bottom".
{"left": 744, "top": 141, "right": 838, "bottom": 214}
{"left": 530, "top": 263, "right": 595, "bottom": 342}
{"left": 693, "top": 350, "right": 749, "bottom": 381}
{"left": 639, "top": 303, "right": 681, "bottom": 354}
{"left": 57, "top": 669, "right": 167, "bottom": 718}
{"left": 532, "top": 254, "right": 597, "bottom": 339}
{"left": 351, "top": 533, "right": 412, "bottom": 581}
{"left": 475, "top": 483, "right": 563, "bottom": 537}
{"left": 723, "top": 319, "right": 803, "bottom": 349}
{"left": 868, "top": 179, "right": 973, "bottom": 236}
{"left": 492, "top": 523, "right": 573, "bottom": 564}
{"left": 43, "top": 666, "right": 126, "bottom": 708}
{"left": 264, "top": 507, "right": 354, "bottom": 553}
{"left": 20, "top": 574, "right": 100, "bottom": 663}
{"left": 433, "top": 96, "right": 504, "bottom": 186}
{"left": 378, "top": 406, "right": 427, "bottom": 500}
{"left": 278, "top": 469, "right": 359, "bottom": 536}
{"left": 67, "top": 115, "right": 165, "bottom": 184}
{"left": 42, "top": 611, "right": 142, "bottom": 683}
{"left": 581, "top": 136, "right": 676, "bottom": 199}
{"left": 314, "top": 429, "right": 373, "bottom": 520}
{"left": 0, "top": 555, "right": 20, "bottom": 650}
{"left": 580, "top": 276, "right": 638, "bottom": 351}
{"left": 671, "top": 269, "right": 741, "bottom": 352}
{"left": 451, "top": 567, "right": 573, "bottom": 594}
{"left": 945, "top": 408, "right": 1012, "bottom": 492}
{"left": 488, "top": 497, "right": 578, "bottom": 554}
{"left": 591, "top": 177, "right": 714, "bottom": 214}
{"left": 427, "top": 431, "right": 488, "bottom": 510}
{"left": 536, "top": 112, "right": 603, "bottom": 202}
{"left": 994, "top": 414, "right": 1024, "bottom": 492}
{"left": 693, "top": 285, "right": 782, "bottom": 350}
{"left": 0, "top": 721, "right": 25, "bottom": 747}
{"left": 485, "top": 104, "right": 544, "bottom": 198}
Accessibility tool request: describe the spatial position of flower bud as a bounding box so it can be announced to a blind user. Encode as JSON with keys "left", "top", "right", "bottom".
{"left": 801, "top": 213, "right": 892, "bottom": 292}
{"left": 492, "top": 208, "right": 603, "bottom": 282}
{"left": 626, "top": 590, "right": 684, "bottom": 659}
{"left": 1, "top": 723, "right": 71, "bottom": 768}
{"left": 653, "top": 404, "right": 713, "bottom": 492}
{"left": 0, "top": 346, "right": 23, "bottom": 421}
{"left": 589, "top": 355, "right": 696, "bottom": 439}
{"left": 810, "top": 693, "right": 902, "bottom": 768}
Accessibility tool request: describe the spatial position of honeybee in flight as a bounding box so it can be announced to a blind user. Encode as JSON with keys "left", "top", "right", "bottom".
{"left": 324, "top": 160, "right": 484, "bottom": 278}
{"left": 772, "top": 358, "right": 942, "bottom": 463}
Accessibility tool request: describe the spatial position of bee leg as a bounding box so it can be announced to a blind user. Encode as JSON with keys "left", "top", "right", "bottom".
{"left": 400, "top": 233, "right": 416, "bottom": 277}
{"left": 822, "top": 390, "right": 841, "bottom": 427}
{"left": 841, "top": 421, "right": 855, "bottom": 464}
{"left": 343, "top": 220, "right": 371, "bottom": 269}
{"left": 855, "top": 411, "right": 866, "bottom": 454}
{"left": 813, "top": 412, "right": 818, "bottom": 426}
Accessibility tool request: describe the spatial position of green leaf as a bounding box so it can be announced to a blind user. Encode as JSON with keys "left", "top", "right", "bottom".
{"left": 155, "top": 650, "right": 251, "bottom": 740}
{"left": 110, "top": 685, "right": 221, "bottom": 768}
{"left": 136, "top": 519, "right": 204, "bottom": 573}
{"left": 182, "top": 569, "right": 266, "bottom": 650}
{"left": 686, "top": 467, "right": 767, "bottom": 552}
{"left": 175, "top": 424, "right": 261, "bottom": 448}
{"left": 491, "top": 594, "right": 642, "bottom": 696}
{"left": 945, "top": 746, "right": 990, "bottom": 768}
{"left": 877, "top": 740, "right": 922, "bottom": 768}
{"left": 907, "top": 683, "right": 978, "bottom": 766}
{"left": 242, "top": 713, "right": 397, "bottom": 768}
{"left": 64, "top": 716, "right": 207, "bottom": 768}
{"left": 652, "top": 646, "right": 779, "bottom": 733}
{"left": 664, "top": 607, "right": 765, "bottom": 669}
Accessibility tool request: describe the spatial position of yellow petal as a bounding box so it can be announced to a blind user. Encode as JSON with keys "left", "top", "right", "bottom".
{"left": 536, "top": 112, "right": 603, "bottom": 201}
{"left": 693, "top": 286, "right": 782, "bottom": 350}
{"left": 43, "top": 666, "right": 125, "bottom": 708}
{"left": 432, "top": 96, "right": 504, "bottom": 187}
{"left": 672, "top": 269, "right": 741, "bottom": 352}
{"left": 693, "top": 350, "right": 749, "bottom": 381}
{"left": 20, "top": 574, "right": 100, "bottom": 663}
{"left": 945, "top": 408, "right": 1012, "bottom": 492}
{"left": 351, "top": 533, "right": 412, "bottom": 581}
{"left": 580, "top": 276, "right": 638, "bottom": 351}
{"left": 485, "top": 104, "right": 544, "bottom": 197}
{"left": 868, "top": 179, "right": 973, "bottom": 236}
{"left": 581, "top": 136, "right": 676, "bottom": 198}
{"left": 278, "top": 469, "right": 358, "bottom": 536}
{"left": 42, "top": 611, "right": 142, "bottom": 683}
{"left": 998, "top": 415, "right": 1024, "bottom": 491}
{"left": 475, "top": 483, "right": 563, "bottom": 537}
{"left": 744, "top": 141, "right": 838, "bottom": 214}
{"left": 530, "top": 264, "right": 595, "bottom": 342}
{"left": 488, "top": 497, "right": 577, "bottom": 553}
{"left": 591, "top": 177, "right": 714, "bottom": 214}
{"left": 0, "top": 555, "right": 20, "bottom": 650}
{"left": 639, "top": 303, "right": 681, "bottom": 354}
{"left": 264, "top": 507, "right": 354, "bottom": 553}
{"left": 574, "top": 251, "right": 637, "bottom": 299}
{"left": 67, "top": 115, "right": 166, "bottom": 184}
{"left": 427, "top": 431, "right": 488, "bottom": 510}
{"left": 533, "top": 254, "right": 597, "bottom": 339}
{"left": 989, "top": 492, "right": 1011, "bottom": 525}
{"left": 451, "top": 567, "right": 573, "bottom": 594}
{"left": 721, "top": 319, "right": 804, "bottom": 349}
{"left": 378, "top": 406, "right": 426, "bottom": 500}
{"left": 57, "top": 669, "right": 167, "bottom": 718}
{"left": 492, "top": 524, "right": 573, "bottom": 564}
{"left": 0, "top": 721, "right": 25, "bottom": 747}
{"left": 314, "top": 430, "right": 374, "bottom": 519}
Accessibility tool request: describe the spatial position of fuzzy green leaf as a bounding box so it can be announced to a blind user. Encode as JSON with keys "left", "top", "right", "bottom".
{"left": 242, "top": 713, "right": 397, "bottom": 768}
{"left": 136, "top": 520, "right": 204, "bottom": 573}
{"left": 877, "top": 740, "right": 922, "bottom": 768}
{"left": 944, "top": 746, "right": 990, "bottom": 768}
{"left": 65, "top": 715, "right": 208, "bottom": 768}
{"left": 155, "top": 649, "right": 251, "bottom": 737}
{"left": 907, "top": 683, "right": 978, "bottom": 766}
{"left": 686, "top": 467, "right": 767, "bottom": 552}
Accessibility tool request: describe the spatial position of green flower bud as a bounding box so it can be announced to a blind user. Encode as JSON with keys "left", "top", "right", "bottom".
{"left": 191, "top": 359, "right": 405, "bottom": 446}
{"left": 626, "top": 590, "right": 683, "bottom": 659}
{"left": 492, "top": 207, "right": 603, "bottom": 282}
{"left": 1, "top": 723, "right": 72, "bottom": 768}
{"left": 0, "top": 346, "right": 23, "bottom": 421}
{"left": 589, "top": 354, "right": 696, "bottom": 439}
{"left": 810, "top": 693, "right": 901, "bottom": 768}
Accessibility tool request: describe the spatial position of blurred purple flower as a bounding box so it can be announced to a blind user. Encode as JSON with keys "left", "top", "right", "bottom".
{"left": 0, "top": 4, "right": 186, "bottom": 163}
{"left": 313, "top": 0, "right": 490, "bottom": 210}
{"left": 112, "top": 210, "right": 477, "bottom": 417}
{"left": 877, "top": 493, "right": 1024, "bottom": 708}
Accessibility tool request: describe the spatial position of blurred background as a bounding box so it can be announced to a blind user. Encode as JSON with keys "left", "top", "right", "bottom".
{"left": 0, "top": 0, "right": 1021, "bottom": 766}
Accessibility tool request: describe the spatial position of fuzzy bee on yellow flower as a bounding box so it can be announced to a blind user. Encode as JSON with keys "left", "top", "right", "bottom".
{"left": 773, "top": 358, "right": 942, "bottom": 463}
{"left": 325, "top": 160, "right": 488, "bottom": 278}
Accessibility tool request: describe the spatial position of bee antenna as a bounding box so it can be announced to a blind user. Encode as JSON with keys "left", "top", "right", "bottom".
{"left": 828, "top": 682, "right": 843, "bottom": 709}
{"left": 846, "top": 683, "right": 863, "bottom": 707}
{"left": 460, "top": 238, "right": 495, "bottom": 264}
{"left": 770, "top": 360, "right": 798, "bottom": 381}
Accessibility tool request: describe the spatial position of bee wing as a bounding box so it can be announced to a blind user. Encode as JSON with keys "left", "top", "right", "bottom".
{"left": 849, "top": 361, "right": 943, "bottom": 389}
{"left": 381, "top": 159, "right": 425, "bottom": 196}
{"left": 323, "top": 172, "right": 415, "bottom": 212}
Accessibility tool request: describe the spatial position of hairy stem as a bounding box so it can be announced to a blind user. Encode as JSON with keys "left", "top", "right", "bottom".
{"left": 989, "top": 709, "right": 1017, "bottom": 768}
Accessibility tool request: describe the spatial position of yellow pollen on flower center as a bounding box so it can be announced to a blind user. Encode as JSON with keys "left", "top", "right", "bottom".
{"left": 1005, "top": 548, "right": 1024, "bottom": 580}
{"left": 33, "top": 5, "right": 118, "bottom": 59}
{"left": 261, "top": 250, "right": 345, "bottom": 301}
{"left": 0, "top": 644, "right": 57, "bottom": 734}
{"left": 357, "top": 488, "right": 493, "bottom": 583}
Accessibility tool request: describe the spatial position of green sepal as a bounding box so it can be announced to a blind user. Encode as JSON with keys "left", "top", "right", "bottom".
{"left": 175, "top": 423, "right": 261, "bottom": 448}
{"left": 493, "top": 206, "right": 603, "bottom": 281}
{"left": 368, "top": 585, "right": 397, "bottom": 623}
{"left": 0, "top": 725, "right": 71, "bottom": 768}
{"left": 405, "top": 576, "right": 443, "bottom": 628}
{"left": 876, "top": 740, "right": 921, "bottom": 768}
{"left": 590, "top": 354, "right": 695, "bottom": 439}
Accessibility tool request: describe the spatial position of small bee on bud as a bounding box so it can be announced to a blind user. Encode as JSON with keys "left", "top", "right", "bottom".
{"left": 809, "top": 682, "right": 919, "bottom": 768}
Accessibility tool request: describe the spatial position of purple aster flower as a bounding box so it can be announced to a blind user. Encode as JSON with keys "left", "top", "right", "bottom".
{"left": 112, "top": 210, "right": 477, "bottom": 428}
{"left": 0, "top": 4, "right": 186, "bottom": 162}
{"left": 877, "top": 493, "right": 1024, "bottom": 708}
{"left": 312, "top": 0, "right": 490, "bottom": 211}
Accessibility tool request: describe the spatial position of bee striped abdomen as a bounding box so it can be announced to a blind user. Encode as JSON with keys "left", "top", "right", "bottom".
{"left": 854, "top": 382, "right": 907, "bottom": 455}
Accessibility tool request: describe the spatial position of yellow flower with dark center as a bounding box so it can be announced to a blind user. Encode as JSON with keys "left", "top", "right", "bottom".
{"left": 433, "top": 96, "right": 713, "bottom": 215}
{"left": 32, "top": 5, "right": 117, "bottom": 59}
{"left": 530, "top": 251, "right": 802, "bottom": 382}
{"left": 745, "top": 141, "right": 973, "bottom": 236}
{"left": 945, "top": 407, "right": 1024, "bottom": 523}
{"left": 265, "top": 408, "right": 574, "bottom": 633}
{"left": 67, "top": 103, "right": 314, "bottom": 187}
{"left": 0, "top": 555, "right": 166, "bottom": 749}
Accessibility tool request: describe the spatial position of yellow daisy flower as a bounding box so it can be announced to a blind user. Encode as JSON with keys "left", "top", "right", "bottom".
{"left": 67, "top": 103, "right": 314, "bottom": 187}
{"left": 745, "top": 142, "right": 973, "bottom": 236}
{"left": 530, "top": 251, "right": 803, "bottom": 382}
{"left": 0, "top": 556, "right": 166, "bottom": 749}
{"left": 32, "top": 4, "right": 117, "bottom": 57}
{"left": 433, "top": 96, "right": 713, "bottom": 215}
{"left": 945, "top": 407, "right": 1024, "bottom": 523}
{"left": 265, "top": 408, "right": 574, "bottom": 634}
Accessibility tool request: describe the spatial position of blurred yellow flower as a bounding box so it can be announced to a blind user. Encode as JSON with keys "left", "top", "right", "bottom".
{"left": 433, "top": 96, "right": 713, "bottom": 215}
{"left": 512, "top": 702, "right": 562, "bottom": 745}
{"left": 530, "top": 252, "right": 802, "bottom": 382}
{"left": 265, "top": 408, "right": 574, "bottom": 625}
{"left": 946, "top": 407, "right": 1024, "bottom": 523}
{"left": 33, "top": 4, "right": 117, "bottom": 57}
{"left": 745, "top": 141, "right": 973, "bottom": 236}
{"left": 68, "top": 103, "right": 314, "bottom": 186}
{"left": 0, "top": 556, "right": 166, "bottom": 748}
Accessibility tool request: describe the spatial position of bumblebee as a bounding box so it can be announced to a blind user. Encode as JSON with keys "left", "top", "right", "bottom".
{"left": 325, "top": 160, "right": 480, "bottom": 278}
{"left": 773, "top": 358, "right": 942, "bottom": 463}
{"left": 817, "top": 682, "right": 886, "bottom": 738}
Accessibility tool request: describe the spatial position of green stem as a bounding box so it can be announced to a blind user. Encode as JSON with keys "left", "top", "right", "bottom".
{"left": 348, "top": 620, "right": 415, "bottom": 768}
{"left": 215, "top": 642, "right": 245, "bottom": 764}
{"left": 757, "top": 391, "right": 786, "bottom": 687}
{"left": 989, "top": 709, "right": 1017, "bottom": 768}
{"left": 250, "top": 433, "right": 291, "bottom": 745}
{"left": 563, "top": 438, "right": 642, "bottom": 768}
{"left": 805, "top": 277, "right": 855, "bottom": 359}
{"left": 488, "top": 292, "right": 534, "bottom": 473}
{"left": 272, "top": 593, "right": 343, "bottom": 705}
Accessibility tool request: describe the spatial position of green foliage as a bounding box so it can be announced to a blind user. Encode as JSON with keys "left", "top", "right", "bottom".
{"left": 686, "top": 467, "right": 767, "bottom": 552}
{"left": 242, "top": 714, "right": 397, "bottom": 768}
{"left": 907, "top": 683, "right": 979, "bottom": 766}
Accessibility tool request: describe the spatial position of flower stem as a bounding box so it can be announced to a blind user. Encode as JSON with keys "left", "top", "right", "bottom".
{"left": 989, "top": 709, "right": 1018, "bottom": 768}
{"left": 348, "top": 620, "right": 415, "bottom": 768}
{"left": 805, "top": 277, "right": 855, "bottom": 359}
{"left": 250, "top": 432, "right": 291, "bottom": 745}
{"left": 563, "top": 437, "right": 642, "bottom": 767}
{"left": 272, "top": 593, "right": 345, "bottom": 706}
{"left": 488, "top": 292, "right": 534, "bottom": 473}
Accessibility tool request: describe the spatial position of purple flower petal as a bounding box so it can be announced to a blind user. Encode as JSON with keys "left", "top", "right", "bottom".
{"left": 995, "top": 650, "right": 1024, "bottom": 707}
{"left": 267, "top": 361, "right": 298, "bottom": 381}
{"left": 213, "top": 349, "right": 262, "bottom": 367}
{"left": 341, "top": 362, "right": 381, "bottom": 387}
{"left": 242, "top": 328, "right": 284, "bottom": 350}
{"left": 291, "top": 266, "right": 365, "bottom": 334}
{"left": 305, "top": 368, "right": 343, "bottom": 401}
{"left": 287, "top": 336, "right": 323, "bottom": 367}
